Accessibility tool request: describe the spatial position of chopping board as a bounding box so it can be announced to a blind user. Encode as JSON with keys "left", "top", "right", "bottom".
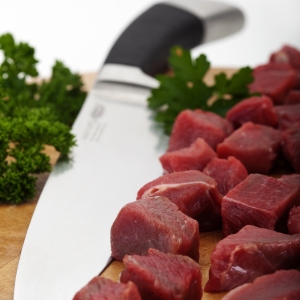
{"left": 0, "top": 69, "right": 239, "bottom": 300}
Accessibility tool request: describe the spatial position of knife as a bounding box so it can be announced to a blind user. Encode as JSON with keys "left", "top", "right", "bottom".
{"left": 14, "top": 1, "right": 244, "bottom": 299}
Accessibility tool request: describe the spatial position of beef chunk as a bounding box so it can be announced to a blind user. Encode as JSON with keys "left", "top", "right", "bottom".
{"left": 204, "top": 225, "right": 300, "bottom": 292}
{"left": 110, "top": 196, "right": 200, "bottom": 261}
{"left": 120, "top": 248, "right": 202, "bottom": 300}
{"left": 217, "top": 122, "right": 282, "bottom": 174}
{"left": 270, "top": 45, "right": 300, "bottom": 70}
{"left": 226, "top": 95, "right": 278, "bottom": 128}
{"left": 159, "top": 138, "right": 216, "bottom": 173}
{"left": 270, "top": 44, "right": 300, "bottom": 88}
{"left": 73, "top": 277, "right": 141, "bottom": 300}
{"left": 280, "top": 173, "right": 300, "bottom": 193}
{"left": 284, "top": 90, "right": 300, "bottom": 104}
{"left": 249, "top": 63, "right": 298, "bottom": 104}
{"left": 203, "top": 156, "right": 248, "bottom": 196}
{"left": 222, "top": 270, "right": 300, "bottom": 300}
{"left": 288, "top": 206, "right": 300, "bottom": 235}
{"left": 281, "top": 123, "right": 300, "bottom": 173}
{"left": 137, "top": 170, "right": 223, "bottom": 231}
{"left": 167, "top": 109, "right": 233, "bottom": 151}
{"left": 279, "top": 174, "right": 300, "bottom": 205}
{"left": 275, "top": 104, "right": 300, "bottom": 130}
{"left": 222, "top": 174, "right": 299, "bottom": 236}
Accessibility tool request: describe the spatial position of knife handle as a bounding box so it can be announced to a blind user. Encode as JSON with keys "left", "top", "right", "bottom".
{"left": 104, "top": 1, "right": 244, "bottom": 77}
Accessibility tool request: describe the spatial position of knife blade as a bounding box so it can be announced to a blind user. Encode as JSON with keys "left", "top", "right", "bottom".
{"left": 14, "top": 1, "right": 244, "bottom": 299}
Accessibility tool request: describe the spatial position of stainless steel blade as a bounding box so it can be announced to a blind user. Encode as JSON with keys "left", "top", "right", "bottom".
{"left": 14, "top": 84, "right": 168, "bottom": 299}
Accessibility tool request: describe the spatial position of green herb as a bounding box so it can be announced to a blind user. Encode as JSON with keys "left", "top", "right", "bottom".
{"left": 148, "top": 46, "right": 254, "bottom": 135}
{"left": 0, "top": 33, "right": 85, "bottom": 204}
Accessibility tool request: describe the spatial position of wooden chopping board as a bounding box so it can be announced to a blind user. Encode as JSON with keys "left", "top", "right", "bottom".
{"left": 0, "top": 69, "right": 238, "bottom": 300}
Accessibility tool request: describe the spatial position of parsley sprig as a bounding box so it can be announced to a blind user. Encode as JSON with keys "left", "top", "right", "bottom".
{"left": 148, "top": 46, "right": 254, "bottom": 134}
{"left": 0, "top": 33, "right": 85, "bottom": 204}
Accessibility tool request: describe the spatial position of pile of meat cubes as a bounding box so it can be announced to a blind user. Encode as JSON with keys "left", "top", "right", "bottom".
{"left": 74, "top": 45, "right": 300, "bottom": 300}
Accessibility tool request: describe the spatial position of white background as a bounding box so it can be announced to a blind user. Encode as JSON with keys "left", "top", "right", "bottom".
{"left": 1, "top": 0, "right": 300, "bottom": 77}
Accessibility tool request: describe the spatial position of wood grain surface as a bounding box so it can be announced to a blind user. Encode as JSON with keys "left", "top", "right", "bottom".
{"left": 0, "top": 70, "right": 236, "bottom": 300}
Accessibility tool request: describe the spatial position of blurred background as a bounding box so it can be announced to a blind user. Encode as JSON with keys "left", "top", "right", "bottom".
{"left": 1, "top": 0, "right": 300, "bottom": 77}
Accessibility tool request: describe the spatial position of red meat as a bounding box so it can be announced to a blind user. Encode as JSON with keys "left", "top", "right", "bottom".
{"left": 159, "top": 138, "right": 216, "bottom": 173}
{"left": 120, "top": 248, "right": 202, "bottom": 300}
{"left": 73, "top": 277, "right": 141, "bottom": 300}
{"left": 288, "top": 207, "right": 300, "bottom": 235}
{"left": 203, "top": 156, "right": 248, "bottom": 196}
{"left": 249, "top": 63, "right": 298, "bottom": 104}
{"left": 217, "top": 122, "right": 282, "bottom": 174}
{"left": 110, "top": 196, "right": 200, "bottom": 261}
{"left": 136, "top": 170, "right": 223, "bottom": 231}
{"left": 226, "top": 95, "right": 278, "bottom": 128}
{"left": 275, "top": 104, "right": 300, "bottom": 130}
{"left": 270, "top": 44, "right": 300, "bottom": 87}
{"left": 221, "top": 174, "right": 299, "bottom": 236}
{"left": 222, "top": 270, "right": 300, "bottom": 300}
{"left": 167, "top": 109, "right": 233, "bottom": 151}
{"left": 279, "top": 174, "right": 300, "bottom": 193}
{"left": 270, "top": 45, "right": 300, "bottom": 69}
{"left": 204, "top": 225, "right": 300, "bottom": 293}
{"left": 281, "top": 123, "right": 300, "bottom": 173}
{"left": 284, "top": 90, "right": 300, "bottom": 105}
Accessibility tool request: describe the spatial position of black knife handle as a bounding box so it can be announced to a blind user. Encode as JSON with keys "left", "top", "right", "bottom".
{"left": 105, "top": 3, "right": 203, "bottom": 76}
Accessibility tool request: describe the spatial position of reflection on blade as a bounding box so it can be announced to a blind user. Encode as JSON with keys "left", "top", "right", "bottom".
{"left": 14, "top": 91, "right": 168, "bottom": 299}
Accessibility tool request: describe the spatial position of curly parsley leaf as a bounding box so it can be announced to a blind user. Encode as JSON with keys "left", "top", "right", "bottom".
{"left": 148, "top": 46, "right": 254, "bottom": 135}
{"left": 0, "top": 33, "right": 84, "bottom": 204}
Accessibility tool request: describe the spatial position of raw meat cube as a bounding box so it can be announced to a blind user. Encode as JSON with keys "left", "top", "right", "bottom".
{"left": 217, "top": 122, "right": 282, "bottom": 174}
{"left": 288, "top": 206, "right": 300, "bottom": 235}
{"left": 167, "top": 109, "right": 233, "bottom": 151}
{"left": 137, "top": 170, "right": 223, "bottom": 231}
{"left": 204, "top": 225, "right": 300, "bottom": 292}
{"left": 222, "top": 269, "right": 300, "bottom": 300}
{"left": 203, "top": 156, "right": 248, "bottom": 196}
{"left": 249, "top": 63, "right": 298, "bottom": 104}
{"left": 270, "top": 44, "right": 300, "bottom": 88}
{"left": 110, "top": 196, "right": 200, "bottom": 261}
{"left": 279, "top": 173, "right": 300, "bottom": 192}
{"left": 281, "top": 123, "right": 300, "bottom": 173}
{"left": 159, "top": 138, "right": 217, "bottom": 173}
{"left": 226, "top": 95, "right": 278, "bottom": 128}
{"left": 284, "top": 90, "right": 300, "bottom": 104}
{"left": 120, "top": 248, "right": 202, "bottom": 300}
{"left": 270, "top": 44, "right": 300, "bottom": 70}
{"left": 221, "top": 174, "right": 299, "bottom": 236}
{"left": 73, "top": 276, "right": 141, "bottom": 300}
{"left": 275, "top": 104, "right": 300, "bottom": 130}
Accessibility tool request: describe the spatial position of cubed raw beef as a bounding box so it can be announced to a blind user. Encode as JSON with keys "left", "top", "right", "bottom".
{"left": 217, "top": 122, "right": 282, "bottom": 174}
{"left": 279, "top": 174, "right": 300, "bottom": 193}
{"left": 222, "top": 270, "right": 300, "bottom": 300}
{"left": 270, "top": 45, "right": 300, "bottom": 70}
{"left": 136, "top": 170, "right": 223, "bottom": 231}
{"left": 159, "top": 138, "right": 216, "bottom": 174}
{"left": 221, "top": 174, "right": 299, "bottom": 236}
{"left": 284, "top": 90, "right": 300, "bottom": 104}
{"left": 226, "top": 95, "right": 278, "bottom": 128}
{"left": 204, "top": 225, "right": 300, "bottom": 292}
{"left": 73, "top": 276, "right": 141, "bottom": 300}
{"left": 110, "top": 196, "right": 200, "bottom": 261}
{"left": 120, "top": 248, "right": 202, "bottom": 300}
{"left": 167, "top": 109, "right": 233, "bottom": 151}
{"left": 270, "top": 44, "right": 300, "bottom": 89}
{"left": 249, "top": 63, "right": 298, "bottom": 104}
{"left": 281, "top": 123, "right": 300, "bottom": 173}
{"left": 275, "top": 104, "right": 300, "bottom": 130}
{"left": 203, "top": 156, "right": 248, "bottom": 196}
{"left": 288, "top": 206, "right": 300, "bottom": 235}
